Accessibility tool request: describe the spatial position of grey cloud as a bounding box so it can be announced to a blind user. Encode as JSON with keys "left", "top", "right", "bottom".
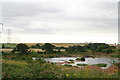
{"left": 26, "top": 28, "right": 58, "bottom": 34}
{"left": 2, "top": 2, "right": 64, "bottom": 17}
{"left": 2, "top": 2, "right": 65, "bottom": 34}
{"left": 2, "top": 1, "right": 118, "bottom": 35}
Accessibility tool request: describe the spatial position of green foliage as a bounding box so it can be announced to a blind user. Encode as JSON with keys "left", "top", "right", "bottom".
{"left": 114, "top": 63, "right": 120, "bottom": 67}
{"left": 42, "top": 43, "right": 55, "bottom": 53}
{"left": 64, "top": 64, "right": 72, "bottom": 67}
{"left": 77, "top": 64, "right": 88, "bottom": 66}
{"left": 111, "top": 55, "right": 120, "bottom": 58}
{"left": 66, "top": 46, "right": 86, "bottom": 53}
{"left": 14, "top": 43, "right": 29, "bottom": 54}
{"left": 3, "top": 52, "right": 118, "bottom": 79}
{"left": 76, "top": 57, "right": 85, "bottom": 61}
{"left": 10, "top": 43, "right": 115, "bottom": 55}
{"left": 65, "top": 43, "right": 114, "bottom": 54}
{"left": 91, "top": 64, "right": 107, "bottom": 67}
{"left": 85, "top": 43, "right": 114, "bottom": 54}
{"left": 1, "top": 43, "right": 16, "bottom": 49}
{"left": 30, "top": 51, "right": 36, "bottom": 54}
{"left": 81, "top": 57, "right": 85, "bottom": 61}
{"left": 102, "top": 48, "right": 113, "bottom": 53}
{"left": 31, "top": 44, "right": 42, "bottom": 49}
{"left": 2, "top": 43, "right": 119, "bottom": 79}
{"left": 83, "top": 55, "right": 95, "bottom": 58}
{"left": 76, "top": 58, "right": 81, "bottom": 61}
{"left": 35, "top": 58, "right": 46, "bottom": 64}
{"left": 55, "top": 46, "right": 66, "bottom": 49}
{"left": 2, "top": 44, "right": 5, "bottom": 49}
{"left": 69, "top": 59, "right": 74, "bottom": 61}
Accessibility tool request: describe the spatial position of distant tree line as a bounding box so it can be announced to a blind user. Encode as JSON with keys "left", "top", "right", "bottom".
{"left": 11, "top": 43, "right": 116, "bottom": 54}
{"left": 66, "top": 43, "right": 116, "bottom": 54}
{"left": 85, "top": 43, "right": 116, "bottom": 54}
{"left": 30, "top": 43, "right": 66, "bottom": 49}
{"left": 2, "top": 43, "right": 16, "bottom": 49}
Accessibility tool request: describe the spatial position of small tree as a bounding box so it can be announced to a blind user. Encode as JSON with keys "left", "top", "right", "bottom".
{"left": 14, "top": 43, "right": 29, "bottom": 54}
{"left": 42, "top": 43, "right": 55, "bottom": 53}
{"left": 66, "top": 46, "right": 76, "bottom": 53}
{"left": 36, "top": 44, "right": 41, "bottom": 48}
{"left": 66, "top": 46, "right": 86, "bottom": 53}
{"left": 85, "top": 43, "right": 113, "bottom": 54}
{"left": 2, "top": 44, "right": 5, "bottom": 49}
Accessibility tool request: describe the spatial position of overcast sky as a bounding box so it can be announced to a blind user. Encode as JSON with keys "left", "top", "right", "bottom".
{"left": 0, "top": 0, "right": 119, "bottom": 43}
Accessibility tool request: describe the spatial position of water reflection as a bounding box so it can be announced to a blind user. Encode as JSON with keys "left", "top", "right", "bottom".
{"left": 44, "top": 57, "right": 119, "bottom": 69}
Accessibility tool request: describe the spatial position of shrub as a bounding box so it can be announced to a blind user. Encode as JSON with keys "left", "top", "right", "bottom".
{"left": 14, "top": 43, "right": 29, "bottom": 54}
{"left": 76, "top": 57, "right": 85, "bottom": 61}
{"left": 81, "top": 57, "right": 85, "bottom": 61}
{"left": 42, "top": 43, "right": 55, "bottom": 53}
{"left": 69, "top": 59, "right": 74, "bottom": 61}
{"left": 76, "top": 58, "right": 81, "bottom": 61}
{"left": 51, "top": 62, "right": 56, "bottom": 65}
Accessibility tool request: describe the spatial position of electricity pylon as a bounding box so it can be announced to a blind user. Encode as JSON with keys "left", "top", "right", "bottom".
{"left": 6, "top": 29, "right": 12, "bottom": 43}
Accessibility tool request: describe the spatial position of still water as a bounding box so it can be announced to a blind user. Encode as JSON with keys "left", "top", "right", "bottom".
{"left": 44, "top": 57, "right": 119, "bottom": 69}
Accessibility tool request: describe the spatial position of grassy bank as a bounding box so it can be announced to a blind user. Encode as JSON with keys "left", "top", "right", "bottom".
{"left": 2, "top": 51, "right": 119, "bottom": 79}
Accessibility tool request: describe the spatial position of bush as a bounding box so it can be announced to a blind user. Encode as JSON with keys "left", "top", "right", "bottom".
{"left": 42, "top": 43, "right": 55, "bottom": 53}
{"left": 69, "top": 59, "right": 74, "bottom": 61}
{"left": 81, "top": 57, "right": 85, "bottom": 61}
{"left": 76, "top": 58, "right": 81, "bottom": 61}
{"left": 103, "top": 49, "right": 113, "bottom": 53}
{"left": 76, "top": 57, "right": 85, "bottom": 61}
{"left": 14, "top": 43, "right": 29, "bottom": 54}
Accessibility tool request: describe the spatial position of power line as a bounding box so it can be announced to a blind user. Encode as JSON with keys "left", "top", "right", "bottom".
{"left": 0, "top": 23, "right": 3, "bottom": 30}
{"left": 0, "top": 23, "right": 19, "bottom": 43}
{"left": 0, "top": 32, "right": 1, "bottom": 38}
{"left": 6, "top": 29, "right": 12, "bottom": 43}
{"left": 0, "top": 23, "right": 3, "bottom": 39}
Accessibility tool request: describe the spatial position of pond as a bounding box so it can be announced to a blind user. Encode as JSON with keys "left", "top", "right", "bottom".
{"left": 44, "top": 57, "right": 119, "bottom": 69}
